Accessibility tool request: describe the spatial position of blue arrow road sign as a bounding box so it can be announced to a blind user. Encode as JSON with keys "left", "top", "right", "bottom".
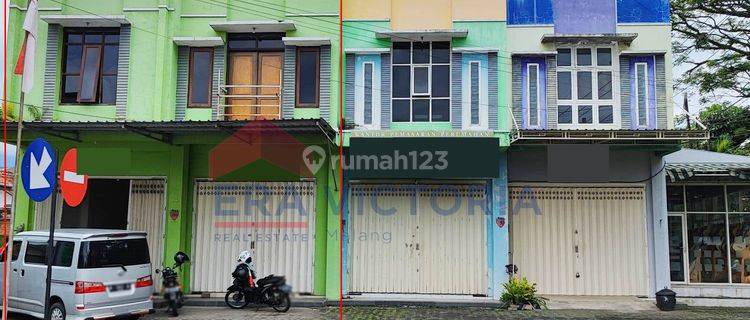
{"left": 21, "top": 138, "right": 57, "bottom": 202}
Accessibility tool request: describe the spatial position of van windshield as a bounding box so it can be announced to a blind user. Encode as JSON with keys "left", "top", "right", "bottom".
{"left": 78, "top": 238, "right": 150, "bottom": 269}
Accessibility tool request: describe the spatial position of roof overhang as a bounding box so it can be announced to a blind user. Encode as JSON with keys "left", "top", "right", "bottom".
{"left": 512, "top": 129, "right": 710, "bottom": 145}
{"left": 41, "top": 15, "right": 129, "bottom": 27}
{"left": 209, "top": 20, "right": 296, "bottom": 33}
{"left": 541, "top": 33, "right": 638, "bottom": 45}
{"left": 282, "top": 37, "right": 331, "bottom": 46}
{"left": 173, "top": 36, "right": 224, "bottom": 47}
{"left": 666, "top": 164, "right": 750, "bottom": 182}
{"left": 375, "top": 29, "right": 468, "bottom": 41}
{"left": 9, "top": 120, "right": 335, "bottom": 144}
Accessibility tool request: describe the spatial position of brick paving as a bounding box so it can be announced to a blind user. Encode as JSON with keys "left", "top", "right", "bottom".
{"left": 9, "top": 306, "right": 750, "bottom": 319}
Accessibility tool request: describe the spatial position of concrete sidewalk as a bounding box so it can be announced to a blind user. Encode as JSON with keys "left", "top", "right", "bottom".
{"left": 168, "top": 293, "right": 658, "bottom": 310}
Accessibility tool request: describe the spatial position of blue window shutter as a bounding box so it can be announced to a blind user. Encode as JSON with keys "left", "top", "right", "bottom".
{"left": 380, "top": 53, "right": 391, "bottom": 129}
{"left": 619, "top": 56, "right": 631, "bottom": 129}
{"left": 282, "top": 46, "right": 296, "bottom": 119}
{"left": 115, "top": 25, "right": 131, "bottom": 121}
{"left": 42, "top": 24, "right": 60, "bottom": 122}
{"left": 545, "top": 56, "right": 556, "bottom": 129}
{"left": 212, "top": 46, "right": 225, "bottom": 121}
{"left": 655, "top": 55, "right": 667, "bottom": 129}
{"left": 345, "top": 53, "right": 355, "bottom": 126}
{"left": 451, "top": 52, "right": 462, "bottom": 129}
{"left": 319, "top": 45, "right": 331, "bottom": 122}
{"left": 175, "top": 46, "right": 189, "bottom": 121}
{"left": 488, "top": 53, "right": 498, "bottom": 130}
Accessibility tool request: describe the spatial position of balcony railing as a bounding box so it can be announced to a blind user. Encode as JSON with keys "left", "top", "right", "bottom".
{"left": 219, "top": 84, "right": 281, "bottom": 120}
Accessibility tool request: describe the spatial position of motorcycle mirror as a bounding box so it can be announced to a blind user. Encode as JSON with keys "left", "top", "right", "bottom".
{"left": 174, "top": 251, "right": 190, "bottom": 266}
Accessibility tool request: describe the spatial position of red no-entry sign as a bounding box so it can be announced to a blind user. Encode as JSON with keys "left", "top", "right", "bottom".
{"left": 59, "top": 148, "right": 88, "bottom": 207}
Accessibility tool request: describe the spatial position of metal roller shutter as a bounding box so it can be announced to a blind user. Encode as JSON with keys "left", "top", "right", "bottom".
{"left": 349, "top": 184, "right": 487, "bottom": 295}
{"left": 510, "top": 185, "right": 649, "bottom": 296}
{"left": 128, "top": 179, "right": 166, "bottom": 291}
{"left": 191, "top": 181, "right": 316, "bottom": 293}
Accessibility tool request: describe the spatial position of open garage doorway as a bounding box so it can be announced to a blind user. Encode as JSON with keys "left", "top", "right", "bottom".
{"left": 61, "top": 179, "right": 130, "bottom": 229}
{"left": 34, "top": 178, "right": 167, "bottom": 288}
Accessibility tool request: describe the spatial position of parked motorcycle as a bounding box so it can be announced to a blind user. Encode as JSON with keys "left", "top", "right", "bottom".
{"left": 156, "top": 252, "right": 190, "bottom": 317}
{"left": 224, "top": 250, "right": 292, "bottom": 312}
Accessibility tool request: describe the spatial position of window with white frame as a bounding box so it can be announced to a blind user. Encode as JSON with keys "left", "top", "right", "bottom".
{"left": 527, "top": 63, "right": 541, "bottom": 127}
{"left": 392, "top": 41, "right": 451, "bottom": 122}
{"left": 355, "top": 56, "right": 381, "bottom": 129}
{"left": 667, "top": 184, "right": 750, "bottom": 284}
{"left": 364, "top": 62, "right": 374, "bottom": 125}
{"left": 635, "top": 62, "right": 649, "bottom": 127}
{"left": 556, "top": 46, "right": 616, "bottom": 127}
{"left": 470, "top": 61, "right": 480, "bottom": 126}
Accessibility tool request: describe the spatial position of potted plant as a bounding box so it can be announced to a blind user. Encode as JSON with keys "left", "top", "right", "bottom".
{"left": 500, "top": 277, "right": 548, "bottom": 310}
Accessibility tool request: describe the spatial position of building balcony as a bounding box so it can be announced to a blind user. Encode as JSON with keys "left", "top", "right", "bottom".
{"left": 219, "top": 84, "right": 281, "bottom": 121}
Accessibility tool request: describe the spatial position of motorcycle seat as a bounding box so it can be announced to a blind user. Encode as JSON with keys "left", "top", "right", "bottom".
{"left": 257, "top": 275, "right": 285, "bottom": 287}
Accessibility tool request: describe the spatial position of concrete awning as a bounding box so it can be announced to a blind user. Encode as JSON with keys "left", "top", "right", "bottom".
{"left": 344, "top": 47, "right": 390, "bottom": 54}
{"left": 173, "top": 37, "right": 224, "bottom": 47}
{"left": 210, "top": 20, "right": 296, "bottom": 33}
{"left": 665, "top": 148, "right": 750, "bottom": 181}
{"left": 620, "top": 50, "right": 668, "bottom": 56}
{"left": 282, "top": 37, "right": 330, "bottom": 46}
{"left": 510, "top": 51, "right": 557, "bottom": 56}
{"left": 375, "top": 29, "right": 468, "bottom": 42}
{"left": 452, "top": 47, "right": 499, "bottom": 53}
{"left": 41, "top": 15, "right": 129, "bottom": 27}
{"left": 541, "top": 33, "right": 638, "bottom": 45}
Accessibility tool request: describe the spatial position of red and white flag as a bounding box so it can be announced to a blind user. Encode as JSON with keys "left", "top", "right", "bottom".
{"left": 13, "top": 0, "right": 39, "bottom": 93}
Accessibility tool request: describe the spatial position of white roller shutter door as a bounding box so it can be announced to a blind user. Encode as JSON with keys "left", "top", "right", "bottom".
{"left": 191, "top": 181, "right": 316, "bottom": 293}
{"left": 510, "top": 185, "right": 649, "bottom": 296}
{"left": 128, "top": 179, "right": 166, "bottom": 291}
{"left": 349, "top": 184, "right": 487, "bottom": 295}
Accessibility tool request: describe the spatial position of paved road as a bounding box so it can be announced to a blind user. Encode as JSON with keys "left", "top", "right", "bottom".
{"left": 9, "top": 306, "right": 750, "bottom": 319}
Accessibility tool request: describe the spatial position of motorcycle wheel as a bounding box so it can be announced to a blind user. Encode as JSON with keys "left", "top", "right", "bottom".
{"left": 271, "top": 291, "right": 291, "bottom": 313}
{"left": 225, "top": 289, "right": 250, "bottom": 309}
{"left": 169, "top": 300, "right": 178, "bottom": 317}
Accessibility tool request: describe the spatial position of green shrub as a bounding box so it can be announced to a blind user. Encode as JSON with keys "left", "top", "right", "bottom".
{"left": 500, "top": 277, "right": 548, "bottom": 310}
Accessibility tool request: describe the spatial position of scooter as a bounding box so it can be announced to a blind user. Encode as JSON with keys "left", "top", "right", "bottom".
{"left": 156, "top": 252, "right": 190, "bottom": 317}
{"left": 224, "top": 250, "right": 292, "bottom": 312}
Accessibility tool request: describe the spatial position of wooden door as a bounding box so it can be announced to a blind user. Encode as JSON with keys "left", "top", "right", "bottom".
{"left": 258, "top": 53, "right": 282, "bottom": 120}
{"left": 227, "top": 53, "right": 256, "bottom": 120}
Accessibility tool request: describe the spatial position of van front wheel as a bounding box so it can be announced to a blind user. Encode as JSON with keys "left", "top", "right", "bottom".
{"left": 49, "top": 301, "right": 66, "bottom": 320}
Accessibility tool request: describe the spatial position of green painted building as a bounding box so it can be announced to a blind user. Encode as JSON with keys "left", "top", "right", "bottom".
{"left": 6, "top": 0, "right": 341, "bottom": 299}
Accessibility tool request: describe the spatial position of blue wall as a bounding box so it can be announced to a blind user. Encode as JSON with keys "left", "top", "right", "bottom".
{"left": 508, "top": 0, "right": 670, "bottom": 25}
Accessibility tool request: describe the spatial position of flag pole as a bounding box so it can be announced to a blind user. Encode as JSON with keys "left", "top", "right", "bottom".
{"left": 2, "top": 74, "right": 24, "bottom": 320}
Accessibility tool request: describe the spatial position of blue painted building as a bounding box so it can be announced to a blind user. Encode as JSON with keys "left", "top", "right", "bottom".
{"left": 504, "top": 0, "right": 707, "bottom": 298}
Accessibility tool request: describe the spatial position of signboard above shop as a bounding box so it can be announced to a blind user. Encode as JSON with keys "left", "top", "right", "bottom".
{"left": 347, "top": 137, "right": 501, "bottom": 179}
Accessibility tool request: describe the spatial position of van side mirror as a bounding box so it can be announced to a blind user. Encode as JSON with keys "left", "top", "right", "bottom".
{"left": 155, "top": 269, "right": 160, "bottom": 274}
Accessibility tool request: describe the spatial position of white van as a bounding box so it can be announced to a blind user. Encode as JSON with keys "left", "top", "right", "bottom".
{"left": 0, "top": 229, "right": 155, "bottom": 320}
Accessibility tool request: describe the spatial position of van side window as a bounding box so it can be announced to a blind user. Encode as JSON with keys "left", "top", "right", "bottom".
{"left": 23, "top": 241, "right": 76, "bottom": 267}
{"left": 11, "top": 241, "right": 21, "bottom": 261}
{"left": 0, "top": 241, "right": 21, "bottom": 262}
{"left": 24, "top": 242, "right": 47, "bottom": 264}
{"left": 52, "top": 241, "right": 75, "bottom": 267}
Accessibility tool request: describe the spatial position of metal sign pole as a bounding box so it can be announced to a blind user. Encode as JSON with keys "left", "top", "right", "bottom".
{"left": 43, "top": 184, "right": 57, "bottom": 320}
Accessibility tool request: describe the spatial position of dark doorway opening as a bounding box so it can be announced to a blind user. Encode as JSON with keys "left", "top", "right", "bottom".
{"left": 61, "top": 179, "right": 130, "bottom": 229}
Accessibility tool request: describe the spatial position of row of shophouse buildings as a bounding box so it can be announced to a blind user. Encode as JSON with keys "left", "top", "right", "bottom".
{"left": 5, "top": 0, "right": 750, "bottom": 303}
